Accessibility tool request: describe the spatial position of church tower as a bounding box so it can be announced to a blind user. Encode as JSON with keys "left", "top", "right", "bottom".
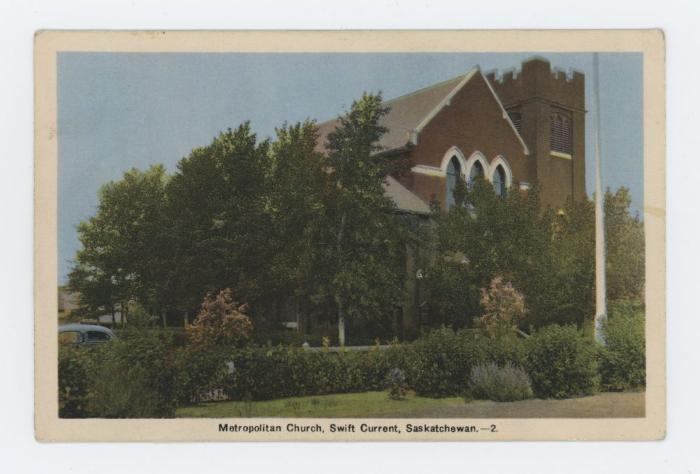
{"left": 487, "top": 57, "right": 586, "bottom": 209}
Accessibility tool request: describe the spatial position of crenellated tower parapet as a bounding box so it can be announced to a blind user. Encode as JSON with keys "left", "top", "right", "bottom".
{"left": 485, "top": 57, "right": 587, "bottom": 208}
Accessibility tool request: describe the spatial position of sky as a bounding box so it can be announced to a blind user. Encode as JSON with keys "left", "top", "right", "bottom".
{"left": 57, "top": 52, "right": 643, "bottom": 283}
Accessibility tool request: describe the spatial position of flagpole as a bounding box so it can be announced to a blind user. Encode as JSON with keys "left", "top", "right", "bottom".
{"left": 593, "top": 52, "right": 607, "bottom": 344}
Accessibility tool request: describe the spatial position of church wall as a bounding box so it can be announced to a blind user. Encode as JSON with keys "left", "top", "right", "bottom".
{"left": 404, "top": 73, "right": 530, "bottom": 208}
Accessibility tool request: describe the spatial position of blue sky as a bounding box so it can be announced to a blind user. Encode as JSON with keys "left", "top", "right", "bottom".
{"left": 58, "top": 52, "right": 643, "bottom": 283}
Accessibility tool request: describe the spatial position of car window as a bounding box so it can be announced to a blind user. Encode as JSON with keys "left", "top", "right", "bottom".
{"left": 85, "top": 331, "right": 111, "bottom": 342}
{"left": 59, "top": 331, "right": 82, "bottom": 345}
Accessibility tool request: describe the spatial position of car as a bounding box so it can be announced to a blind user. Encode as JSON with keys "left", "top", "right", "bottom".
{"left": 58, "top": 323, "right": 117, "bottom": 346}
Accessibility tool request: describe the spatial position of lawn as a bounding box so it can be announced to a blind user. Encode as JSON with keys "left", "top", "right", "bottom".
{"left": 177, "top": 390, "right": 644, "bottom": 418}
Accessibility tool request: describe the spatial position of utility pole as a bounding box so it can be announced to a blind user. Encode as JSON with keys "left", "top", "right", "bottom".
{"left": 592, "top": 53, "right": 607, "bottom": 344}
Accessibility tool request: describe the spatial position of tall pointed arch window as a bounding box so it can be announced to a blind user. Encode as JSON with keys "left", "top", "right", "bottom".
{"left": 446, "top": 156, "right": 461, "bottom": 209}
{"left": 468, "top": 160, "right": 485, "bottom": 187}
{"left": 493, "top": 165, "right": 507, "bottom": 198}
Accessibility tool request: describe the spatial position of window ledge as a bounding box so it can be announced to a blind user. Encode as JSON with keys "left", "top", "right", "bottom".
{"left": 550, "top": 151, "right": 572, "bottom": 160}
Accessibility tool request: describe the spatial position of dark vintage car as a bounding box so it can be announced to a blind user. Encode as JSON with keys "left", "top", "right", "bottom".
{"left": 58, "top": 323, "right": 117, "bottom": 345}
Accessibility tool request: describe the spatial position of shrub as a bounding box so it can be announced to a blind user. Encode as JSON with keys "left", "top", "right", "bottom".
{"left": 599, "top": 303, "right": 645, "bottom": 391}
{"left": 525, "top": 324, "right": 599, "bottom": 399}
{"left": 474, "top": 276, "right": 526, "bottom": 338}
{"left": 58, "top": 345, "right": 99, "bottom": 418}
{"left": 467, "top": 362, "right": 533, "bottom": 402}
{"left": 404, "top": 327, "right": 488, "bottom": 397}
{"left": 186, "top": 289, "right": 253, "bottom": 349}
{"left": 88, "top": 330, "right": 180, "bottom": 418}
{"left": 483, "top": 334, "right": 527, "bottom": 368}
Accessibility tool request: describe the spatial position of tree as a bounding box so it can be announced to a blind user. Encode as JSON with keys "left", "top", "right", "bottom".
{"left": 424, "top": 258, "right": 481, "bottom": 329}
{"left": 604, "top": 187, "right": 645, "bottom": 303}
{"left": 312, "top": 93, "right": 409, "bottom": 345}
{"left": 68, "top": 165, "right": 169, "bottom": 325}
{"left": 431, "top": 175, "right": 644, "bottom": 333}
{"left": 163, "top": 124, "right": 271, "bottom": 320}
{"left": 257, "top": 121, "right": 329, "bottom": 328}
{"left": 433, "top": 179, "right": 560, "bottom": 328}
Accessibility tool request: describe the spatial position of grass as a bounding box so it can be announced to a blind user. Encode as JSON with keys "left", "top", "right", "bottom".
{"left": 177, "top": 390, "right": 644, "bottom": 418}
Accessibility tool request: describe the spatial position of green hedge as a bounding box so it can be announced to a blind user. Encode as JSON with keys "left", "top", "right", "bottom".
{"left": 59, "top": 330, "right": 180, "bottom": 418}
{"left": 402, "top": 327, "right": 483, "bottom": 397}
{"left": 59, "top": 321, "right": 645, "bottom": 416}
{"left": 525, "top": 324, "right": 600, "bottom": 399}
{"left": 59, "top": 345, "right": 98, "bottom": 418}
{"left": 222, "top": 345, "right": 396, "bottom": 401}
{"left": 401, "top": 327, "right": 526, "bottom": 397}
{"left": 599, "top": 304, "right": 645, "bottom": 391}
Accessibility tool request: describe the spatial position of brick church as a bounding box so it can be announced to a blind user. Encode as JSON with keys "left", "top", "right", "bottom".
{"left": 312, "top": 57, "right": 586, "bottom": 336}
{"left": 318, "top": 56, "right": 586, "bottom": 214}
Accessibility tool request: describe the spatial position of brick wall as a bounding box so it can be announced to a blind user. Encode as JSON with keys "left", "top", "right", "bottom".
{"left": 397, "top": 72, "right": 530, "bottom": 208}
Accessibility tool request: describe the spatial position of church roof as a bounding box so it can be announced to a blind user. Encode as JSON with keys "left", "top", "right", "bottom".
{"left": 316, "top": 66, "right": 529, "bottom": 156}
{"left": 316, "top": 69, "right": 478, "bottom": 154}
{"left": 382, "top": 176, "right": 431, "bottom": 215}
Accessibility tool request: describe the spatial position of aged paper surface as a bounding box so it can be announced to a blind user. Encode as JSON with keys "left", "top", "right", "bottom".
{"left": 35, "top": 30, "right": 665, "bottom": 441}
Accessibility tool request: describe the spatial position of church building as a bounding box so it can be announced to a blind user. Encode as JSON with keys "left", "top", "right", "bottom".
{"left": 318, "top": 56, "right": 586, "bottom": 214}
{"left": 313, "top": 57, "right": 586, "bottom": 336}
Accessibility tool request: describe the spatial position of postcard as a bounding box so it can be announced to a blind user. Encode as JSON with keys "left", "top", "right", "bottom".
{"left": 35, "top": 30, "right": 665, "bottom": 441}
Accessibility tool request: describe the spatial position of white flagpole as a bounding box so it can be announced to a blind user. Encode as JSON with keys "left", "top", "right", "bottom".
{"left": 593, "top": 53, "right": 607, "bottom": 344}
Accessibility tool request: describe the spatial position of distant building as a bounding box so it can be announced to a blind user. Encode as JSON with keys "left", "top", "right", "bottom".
{"left": 58, "top": 289, "right": 79, "bottom": 320}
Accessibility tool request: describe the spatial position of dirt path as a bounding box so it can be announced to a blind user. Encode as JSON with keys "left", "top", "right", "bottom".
{"left": 397, "top": 391, "right": 645, "bottom": 418}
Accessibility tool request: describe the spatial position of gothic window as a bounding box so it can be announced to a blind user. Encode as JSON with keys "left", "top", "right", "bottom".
{"left": 468, "top": 160, "right": 484, "bottom": 187}
{"left": 550, "top": 112, "right": 572, "bottom": 154}
{"left": 446, "top": 156, "right": 461, "bottom": 209}
{"left": 493, "top": 165, "right": 507, "bottom": 198}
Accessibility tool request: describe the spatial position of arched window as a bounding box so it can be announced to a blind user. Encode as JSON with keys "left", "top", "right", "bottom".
{"left": 493, "top": 165, "right": 507, "bottom": 197}
{"left": 446, "top": 156, "right": 461, "bottom": 209}
{"left": 468, "top": 160, "right": 484, "bottom": 187}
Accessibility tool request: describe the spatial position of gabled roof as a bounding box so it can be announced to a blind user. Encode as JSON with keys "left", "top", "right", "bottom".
{"left": 315, "top": 66, "right": 531, "bottom": 215}
{"left": 382, "top": 176, "right": 431, "bottom": 215}
{"left": 316, "top": 67, "right": 529, "bottom": 155}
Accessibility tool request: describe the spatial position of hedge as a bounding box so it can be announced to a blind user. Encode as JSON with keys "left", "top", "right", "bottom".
{"left": 58, "top": 322, "right": 645, "bottom": 417}
{"left": 59, "top": 330, "right": 180, "bottom": 418}
{"left": 598, "top": 304, "right": 645, "bottom": 391}
{"left": 525, "top": 324, "right": 600, "bottom": 399}
{"left": 222, "top": 345, "right": 396, "bottom": 401}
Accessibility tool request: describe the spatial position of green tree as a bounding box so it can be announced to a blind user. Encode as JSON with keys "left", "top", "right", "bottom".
{"left": 431, "top": 177, "right": 643, "bottom": 333}
{"left": 548, "top": 196, "right": 596, "bottom": 329}
{"left": 257, "top": 121, "right": 329, "bottom": 328}
{"left": 68, "top": 165, "right": 169, "bottom": 325}
{"left": 433, "top": 179, "right": 558, "bottom": 329}
{"left": 604, "top": 187, "right": 645, "bottom": 303}
{"left": 424, "top": 259, "right": 481, "bottom": 329}
{"left": 312, "top": 93, "right": 409, "bottom": 345}
{"left": 163, "top": 124, "right": 271, "bottom": 321}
